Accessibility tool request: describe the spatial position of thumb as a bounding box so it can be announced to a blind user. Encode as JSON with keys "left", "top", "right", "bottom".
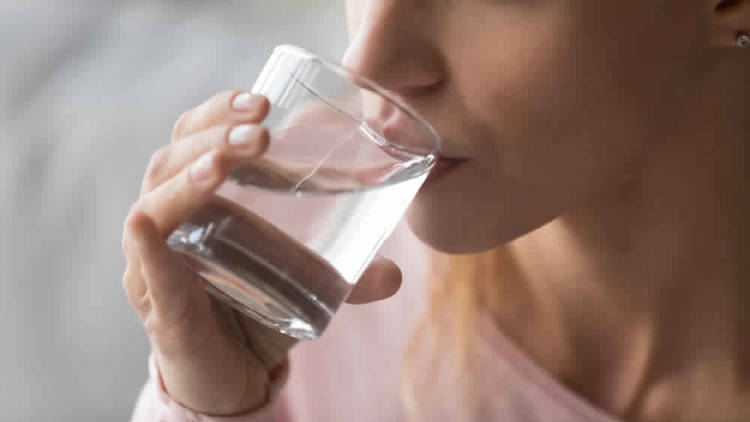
{"left": 345, "top": 255, "right": 402, "bottom": 305}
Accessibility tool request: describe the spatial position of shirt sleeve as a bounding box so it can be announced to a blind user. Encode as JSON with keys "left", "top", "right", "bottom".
{"left": 130, "top": 353, "right": 290, "bottom": 422}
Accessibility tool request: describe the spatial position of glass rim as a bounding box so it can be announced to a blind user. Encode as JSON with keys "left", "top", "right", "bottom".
{"left": 272, "top": 44, "right": 443, "bottom": 157}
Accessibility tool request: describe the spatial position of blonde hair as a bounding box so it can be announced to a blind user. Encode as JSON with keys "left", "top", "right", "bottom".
{"left": 401, "top": 247, "right": 508, "bottom": 421}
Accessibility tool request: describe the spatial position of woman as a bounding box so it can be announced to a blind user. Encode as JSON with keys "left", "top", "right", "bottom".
{"left": 122, "top": 0, "right": 749, "bottom": 420}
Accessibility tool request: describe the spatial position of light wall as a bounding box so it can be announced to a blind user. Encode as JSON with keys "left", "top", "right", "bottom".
{"left": 0, "top": 2, "right": 348, "bottom": 420}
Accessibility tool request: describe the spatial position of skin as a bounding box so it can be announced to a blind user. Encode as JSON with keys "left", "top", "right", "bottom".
{"left": 123, "top": 0, "right": 749, "bottom": 420}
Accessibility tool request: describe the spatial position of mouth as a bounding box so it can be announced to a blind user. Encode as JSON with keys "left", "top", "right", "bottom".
{"left": 361, "top": 114, "right": 469, "bottom": 188}
{"left": 421, "top": 155, "right": 468, "bottom": 188}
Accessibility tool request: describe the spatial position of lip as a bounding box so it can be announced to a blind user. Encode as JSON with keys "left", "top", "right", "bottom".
{"left": 371, "top": 119, "right": 435, "bottom": 157}
{"left": 363, "top": 115, "right": 470, "bottom": 186}
{"left": 374, "top": 119, "right": 468, "bottom": 160}
{"left": 421, "top": 156, "right": 467, "bottom": 189}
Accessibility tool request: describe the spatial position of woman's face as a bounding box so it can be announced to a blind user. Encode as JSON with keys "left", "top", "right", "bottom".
{"left": 344, "top": 0, "right": 709, "bottom": 253}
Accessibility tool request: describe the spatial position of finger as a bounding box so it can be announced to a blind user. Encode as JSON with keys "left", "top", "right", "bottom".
{"left": 172, "top": 91, "right": 270, "bottom": 141}
{"left": 127, "top": 210, "right": 211, "bottom": 326}
{"left": 136, "top": 150, "right": 226, "bottom": 238}
{"left": 141, "top": 123, "right": 269, "bottom": 195}
{"left": 345, "top": 256, "right": 402, "bottom": 305}
{"left": 232, "top": 307, "right": 298, "bottom": 369}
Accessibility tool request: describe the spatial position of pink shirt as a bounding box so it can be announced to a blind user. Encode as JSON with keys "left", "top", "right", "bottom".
{"left": 130, "top": 222, "right": 624, "bottom": 422}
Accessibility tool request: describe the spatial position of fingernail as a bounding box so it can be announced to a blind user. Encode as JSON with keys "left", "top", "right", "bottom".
{"left": 228, "top": 124, "right": 260, "bottom": 147}
{"left": 190, "top": 152, "right": 215, "bottom": 182}
{"left": 231, "top": 92, "right": 256, "bottom": 111}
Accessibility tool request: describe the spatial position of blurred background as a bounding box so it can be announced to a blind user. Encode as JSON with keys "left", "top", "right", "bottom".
{"left": 0, "top": 2, "right": 350, "bottom": 420}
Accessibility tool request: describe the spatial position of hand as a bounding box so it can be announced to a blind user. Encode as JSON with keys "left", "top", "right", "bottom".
{"left": 121, "top": 91, "right": 403, "bottom": 415}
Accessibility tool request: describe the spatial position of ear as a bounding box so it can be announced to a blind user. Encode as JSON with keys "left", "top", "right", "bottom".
{"left": 708, "top": 0, "right": 750, "bottom": 47}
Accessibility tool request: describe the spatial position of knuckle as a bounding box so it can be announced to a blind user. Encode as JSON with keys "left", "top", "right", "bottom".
{"left": 121, "top": 264, "right": 138, "bottom": 292}
{"left": 122, "top": 270, "right": 148, "bottom": 314}
{"left": 143, "top": 317, "right": 164, "bottom": 341}
{"left": 123, "top": 203, "right": 146, "bottom": 245}
{"left": 206, "top": 90, "right": 237, "bottom": 119}
{"left": 145, "top": 147, "right": 170, "bottom": 186}
{"left": 122, "top": 221, "right": 137, "bottom": 255}
{"left": 143, "top": 310, "right": 186, "bottom": 344}
{"left": 124, "top": 205, "right": 139, "bottom": 232}
{"left": 122, "top": 262, "right": 153, "bottom": 324}
{"left": 171, "top": 108, "right": 193, "bottom": 140}
{"left": 126, "top": 201, "right": 144, "bottom": 221}
{"left": 218, "top": 89, "right": 239, "bottom": 105}
{"left": 134, "top": 295, "right": 152, "bottom": 324}
{"left": 215, "top": 89, "right": 249, "bottom": 115}
{"left": 129, "top": 293, "right": 152, "bottom": 325}
{"left": 121, "top": 229, "right": 131, "bottom": 256}
{"left": 121, "top": 217, "right": 131, "bottom": 253}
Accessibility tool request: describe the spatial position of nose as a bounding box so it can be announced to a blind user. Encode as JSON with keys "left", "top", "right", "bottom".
{"left": 342, "top": 1, "right": 444, "bottom": 95}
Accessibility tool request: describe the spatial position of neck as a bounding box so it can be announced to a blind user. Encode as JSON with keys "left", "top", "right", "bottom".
{"left": 494, "top": 55, "right": 749, "bottom": 420}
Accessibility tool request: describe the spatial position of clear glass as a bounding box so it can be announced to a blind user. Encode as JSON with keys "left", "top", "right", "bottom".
{"left": 167, "top": 45, "right": 441, "bottom": 340}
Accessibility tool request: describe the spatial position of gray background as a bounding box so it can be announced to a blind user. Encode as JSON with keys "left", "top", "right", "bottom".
{"left": 0, "top": 2, "right": 348, "bottom": 420}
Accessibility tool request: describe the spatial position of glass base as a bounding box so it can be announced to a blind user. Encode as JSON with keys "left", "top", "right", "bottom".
{"left": 165, "top": 198, "right": 351, "bottom": 340}
{"left": 178, "top": 249, "right": 321, "bottom": 340}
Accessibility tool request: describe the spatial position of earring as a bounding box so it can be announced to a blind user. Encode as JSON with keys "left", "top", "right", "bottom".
{"left": 738, "top": 31, "right": 750, "bottom": 48}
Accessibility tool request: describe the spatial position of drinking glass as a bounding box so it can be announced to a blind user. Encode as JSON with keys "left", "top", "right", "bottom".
{"left": 167, "top": 45, "right": 441, "bottom": 339}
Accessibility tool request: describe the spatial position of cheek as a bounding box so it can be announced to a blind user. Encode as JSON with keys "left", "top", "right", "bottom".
{"left": 447, "top": 5, "right": 646, "bottom": 203}
{"left": 409, "top": 1, "right": 701, "bottom": 252}
{"left": 413, "top": 3, "right": 665, "bottom": 254}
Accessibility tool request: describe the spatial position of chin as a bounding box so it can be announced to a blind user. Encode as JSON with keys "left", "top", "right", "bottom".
{"left": 404, "top": 180, "right": 553, "bottom": 254}
{"left": 404, "top": 192, "right": 503, "bottom": 255}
